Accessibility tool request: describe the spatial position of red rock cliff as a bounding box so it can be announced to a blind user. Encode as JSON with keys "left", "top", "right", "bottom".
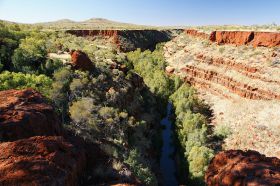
{"left": 184, "top": 29, "right": 209, "bottom": 39}
{"left": 205, "top": 150, "right": 280, "bottom": 186}
{"left": 210, "top": 31, "right": 280, "bottom": 47}
{"left": 185, "top": 30, "right": 280, "bottom": 47}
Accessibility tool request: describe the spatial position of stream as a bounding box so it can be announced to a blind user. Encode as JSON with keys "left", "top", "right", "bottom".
{"left": 160, "top": 103, "right": 178, "bottom": 186}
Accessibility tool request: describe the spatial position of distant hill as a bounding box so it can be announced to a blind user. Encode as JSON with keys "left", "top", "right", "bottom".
{"left": 0, "top": 18, "right": 186, "bottom": 30}
{"left": 34, "top": 18, "right": 155, "bottom": 30}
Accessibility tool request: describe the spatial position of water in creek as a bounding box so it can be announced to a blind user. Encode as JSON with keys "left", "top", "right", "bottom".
{"left": 160, "top": 103, "right": 178, "bottom": 186}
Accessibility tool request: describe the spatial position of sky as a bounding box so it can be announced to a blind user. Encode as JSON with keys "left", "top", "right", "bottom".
{"left": 0, "top": 0, "right": 279, "bottom": 26}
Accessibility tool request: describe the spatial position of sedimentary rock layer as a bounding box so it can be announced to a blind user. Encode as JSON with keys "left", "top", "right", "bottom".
{"left": 211, "top": 31, "right": 280, "bottom": 47}
{"left": 181, "top": 65, "right": 280, "bottom": 100}
{"left": 184, "top": 29, "right": 209, "bottom": 39}
{"left": 194, "top": 53, "right": 280, "bottom": 85}
{"left": 185, "top": 29, "right": 280, "bottom": 47}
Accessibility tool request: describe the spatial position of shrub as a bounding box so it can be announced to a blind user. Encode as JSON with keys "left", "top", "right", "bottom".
{"left": 213, "top": 123, "right": 232, "bottom": 139}
{"left": 188, "top": 146, "right": 214, "bottom": 181}
{"left": 50, "top": 67, "right": 72, "bottom": 123}
{"left": 125, "top": 149, "right": 157, "bottom": 186}
{"left": 127, "top": 45, "right": 174, "bottom": 99}
{"left": 69, "top": 97, "right": 95, "bottom": 124}
{"left": 0, "top": 25, "right": 27, "bottom": 71}
{"left": 0, "top": 71, "right": 52, "bottom": 95}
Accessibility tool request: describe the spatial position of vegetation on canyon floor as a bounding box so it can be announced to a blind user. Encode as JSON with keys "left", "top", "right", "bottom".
{"left": 127, "top": 46, "right": 215, "bottom": 185}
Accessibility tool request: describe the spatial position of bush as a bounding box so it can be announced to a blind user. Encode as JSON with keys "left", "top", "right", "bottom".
{"left": 127, "top": 46, "right": 174, "bottom": 100}
{"left": 125, "top": 149, "right": 157, "bottom": 186}
{"left": 0, "top": 71, "right": 52, "bottom": 95}
{"left": 213, "top": 123, "right": 232, "bottom": 139}
{"left": 50, "top": 67, "right": 72, "bottom": 123}
{"left": 188, "top": 146, "right": 214, "bottom": 180}
{"left": 0, "top": 24, "right": 27, "bottom": 71}
{"left": 70, "top": 97, "right": 95, "bottom": 124}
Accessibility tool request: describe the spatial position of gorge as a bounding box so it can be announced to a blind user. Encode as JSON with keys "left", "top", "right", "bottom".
{"left": 1, "top": 18, "right": 280, "bottom": 186}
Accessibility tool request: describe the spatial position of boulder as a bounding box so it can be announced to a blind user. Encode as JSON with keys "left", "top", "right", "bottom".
{"left": 0, "top": 89, "right": 62, "bottom": 142}
{"left": 205, "top": 150, "right": 280, "bottom": 186}
{"left": 0, "top": 136, "right": 86, "bottom": 186}
{"left": 70, "top": 50, "right": 94, "bottom": 71}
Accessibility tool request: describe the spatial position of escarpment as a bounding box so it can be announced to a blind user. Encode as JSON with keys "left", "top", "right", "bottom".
{"left": 66, "top": 29, "right": 182, "bottom": 52}
{"left": 181, "top": 65, "right": 280, "bottom": 100}
{"left": 185, "top": 29, "right": 280, "bottom": 47}
{"left": 184, "top": 29, "right": 209, "bottom": 39}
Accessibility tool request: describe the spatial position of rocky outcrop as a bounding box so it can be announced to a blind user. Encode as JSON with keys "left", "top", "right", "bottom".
{"left": 184, "top": 29, "right": 209, "bottom": 39}
{"left": 0, "top": 89, "right": 88, "bottom": 185}
{"left": 185, "top": 30, "right": 280, "bottom": 47}
{"left": 0, "top": 89, "right": 62, "bottom": 142}
{"left": 181, "top": 65, "right": 280, "bottom": 100}
{"left": 70, "top": 50, "right": 94, "bottom": 71}
{"left": 66, "top": 30, "right": 118, "bottom": 38}
{"left": 0, "top": 136, "right": 86, "bottom": 186}
{"left": 205, "top": 150, "right": 280, "bottom": 186}
{"left": 195, "top": 53, "right": 258, "bottom": 73}
{"left": 66, "top": 29, "right": 182, "bottom": 52}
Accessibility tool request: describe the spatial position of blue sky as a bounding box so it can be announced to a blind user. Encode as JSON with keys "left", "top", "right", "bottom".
{"left": 0, "top": 0, "right": 279, "bottom": 26}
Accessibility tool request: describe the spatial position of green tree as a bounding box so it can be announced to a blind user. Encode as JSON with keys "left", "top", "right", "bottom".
{"left": 12, "top": 33, "right": 51, "bottom": 74}
{"left": 50, "top": 67, "right": 72, "bottom": 123}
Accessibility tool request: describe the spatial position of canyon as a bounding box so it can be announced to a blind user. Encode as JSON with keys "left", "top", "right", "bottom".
{"left": 2, "top": 22, "right": 280, "bottom": 185}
